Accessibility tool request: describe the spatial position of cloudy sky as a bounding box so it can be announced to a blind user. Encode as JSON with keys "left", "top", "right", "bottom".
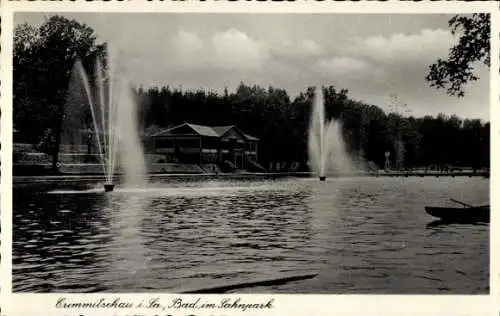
{"left": 16, "top": 13, "right": 490, "bottom": 120}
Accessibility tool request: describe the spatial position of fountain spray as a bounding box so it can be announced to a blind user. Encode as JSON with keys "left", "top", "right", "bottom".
{"left": 62, "top": 49, "right": 147, "bottom": 192}
{"left": 307, "top": 88, "right": 355, "bottom": 181}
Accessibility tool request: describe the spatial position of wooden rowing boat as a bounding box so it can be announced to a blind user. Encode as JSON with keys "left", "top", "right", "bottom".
{"left": 425, "top": 199, "right": 490, "bottom": 223}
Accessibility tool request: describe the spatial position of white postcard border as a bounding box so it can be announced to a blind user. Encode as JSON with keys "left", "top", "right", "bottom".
{"left": 1, "top": 1, "right": 499, "bottom": 315}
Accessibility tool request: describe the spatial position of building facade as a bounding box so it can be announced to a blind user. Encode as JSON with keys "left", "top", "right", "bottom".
{"left": 150, "top": 123, "right": 259, "bottom": 168}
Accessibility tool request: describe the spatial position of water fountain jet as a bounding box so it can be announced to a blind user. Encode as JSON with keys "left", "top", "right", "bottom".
{"left": 61, "top": 48, "right": 147, "bottom": 192}
{"left": 308, "top": 88, "right": 355, "bottom": 180}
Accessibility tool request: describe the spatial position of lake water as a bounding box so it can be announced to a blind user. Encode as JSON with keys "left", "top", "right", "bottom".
{"left": 13, "top": 176, "right": 489, "bottom": 293}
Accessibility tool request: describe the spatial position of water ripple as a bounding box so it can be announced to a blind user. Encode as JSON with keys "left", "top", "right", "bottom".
{"left": 13, "top": 177, "right": 489, "bottom": 293}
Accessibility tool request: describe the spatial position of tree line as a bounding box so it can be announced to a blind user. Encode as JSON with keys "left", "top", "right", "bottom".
{"left": 134, "top": 84, "right": 490, "bottom": 170}
{"left": 13, "top": 15, "right": 490, "bottom": 173}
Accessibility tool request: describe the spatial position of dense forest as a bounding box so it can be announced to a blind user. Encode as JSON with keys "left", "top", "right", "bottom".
{"left": 132, "top": 84, "right": 490, "bottom": 170}
{"left": 13, "top": 15, "right": 490, "bottom": 172}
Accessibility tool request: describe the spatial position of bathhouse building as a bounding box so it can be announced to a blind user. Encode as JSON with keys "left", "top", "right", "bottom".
{"left": 150, "top": 123, "right": 259, "bottom": 168}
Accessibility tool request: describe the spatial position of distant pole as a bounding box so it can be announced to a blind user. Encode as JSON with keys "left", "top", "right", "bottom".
{"left": 199, "top": 137, "right": 202, "bottom": 165}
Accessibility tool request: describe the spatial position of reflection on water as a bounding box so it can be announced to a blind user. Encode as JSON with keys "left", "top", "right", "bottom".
{"left": 13, "top": 177, "right": 489, "bottom": 293}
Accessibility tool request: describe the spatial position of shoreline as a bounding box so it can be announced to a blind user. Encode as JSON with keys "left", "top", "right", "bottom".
{"left": 13, "top": 170, "right": 490, "bottom": 184}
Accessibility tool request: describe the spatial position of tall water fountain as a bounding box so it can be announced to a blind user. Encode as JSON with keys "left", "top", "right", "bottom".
{"left": 61, "top": 50, "right": 147, "bottom": 192}
{"left": 308, "top": 89, "right": 354, "bottom": 181}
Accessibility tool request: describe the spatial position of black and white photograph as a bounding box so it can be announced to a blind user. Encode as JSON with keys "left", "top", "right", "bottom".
{"left": 10, "top": 10, "right": 491, "bottom": 297}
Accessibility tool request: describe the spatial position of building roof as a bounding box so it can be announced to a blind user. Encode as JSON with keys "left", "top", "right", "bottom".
{"left": 212, "top": 125, "right": 234, "bottom": 136}
{"left": 243, "top": 133, "right": 259, "bottom": 141}
{"left": 186, "top": 123, "right": 221, "bottom": 137}
{"left": 152, "top": 123, "right": 258, "bottom": 140}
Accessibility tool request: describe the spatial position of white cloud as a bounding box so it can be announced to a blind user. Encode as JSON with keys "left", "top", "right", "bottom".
{"left": 320, "top": 29, "right": 461, "bottom": 99}
{"left": 169, "top": 28, "right": 270, "bottom": 72}
{"left": 131, "top": 24, "right": 487, "bottom": 121}
{"left": 301, "top": 39, "right": 323, "bottom": 55}
{"left": 345, "top": 29, "right": 455, "bottom": 65}
{"left": 305, "top": 28, "right": 487, "bottom": 120}
{"left": 171, "top": 31, "right": 205, "bottom": 68}
{"left": 271, "top": 38, "right": 324, "bottom": 59}
{"left": 316, "top": 56, "right": 371, "bottom": 77}
{"left": 209, "top": 28, "right": 269, "bottom": 71}
{"left": 174, "top": 31, "right": 204, "bottom": 53}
